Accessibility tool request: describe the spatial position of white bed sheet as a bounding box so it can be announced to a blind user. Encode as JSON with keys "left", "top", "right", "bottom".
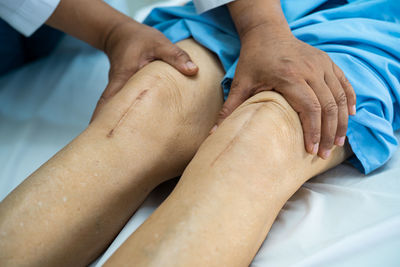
{"left": 1, "top": 1, "right": 399, "bottom": 266}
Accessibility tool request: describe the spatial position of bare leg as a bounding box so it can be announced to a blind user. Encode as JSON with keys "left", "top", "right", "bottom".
{"left": 0, "top": 39, "right": 224, "bottom": 266}
{"left": 105, "top": 91, "right": 352, "bottom": 267}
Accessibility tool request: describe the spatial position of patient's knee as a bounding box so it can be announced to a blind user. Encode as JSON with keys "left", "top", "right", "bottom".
{"left": 229, "top": 91, "right": 303, "bottom": 151}
{"left": 92, "top": 44, "right": 224, "bottom": 166}
{"left": 245, "top": 91, "right": 302, "bottom": 138}
{"left": 206, "top": 91, "right": 307, "bottom": 176}
{"left": 207, "top": 90, "right": 347, "bottom": 181}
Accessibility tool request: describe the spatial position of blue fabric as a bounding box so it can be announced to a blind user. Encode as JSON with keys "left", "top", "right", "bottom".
{"left": 144, "top": 0, "right": 400, "bottom": 174}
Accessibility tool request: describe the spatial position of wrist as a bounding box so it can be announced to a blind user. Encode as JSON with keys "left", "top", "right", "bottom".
{"left": 228, "top": 0, "right": 292, "bottom": 38}
{"left": 239, "top": 20, "right": 293, "bottom": 43}
{"left": 100, "top": 18, "right": 137, "bottom": 54}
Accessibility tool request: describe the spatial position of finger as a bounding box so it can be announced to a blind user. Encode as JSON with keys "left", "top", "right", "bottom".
{"left": 90, "top": 69, "right": 134, "bottom": 123}
{"left": 308, "top": 79, "right": 338, "bottom": 159}
{"left": 325, "top": 72, "right": 348, "bottom": 147}
{"left": 278, "top": 82, "right": 321, "bottom": 156}
{"left": 332, "top": 62, "right": 357, "bottom": 115}
{"left": 157, "top": 43, "right": 198, "bottom": 76}
{"left": 216, "top": 80, "right": 251, "bottom": 126}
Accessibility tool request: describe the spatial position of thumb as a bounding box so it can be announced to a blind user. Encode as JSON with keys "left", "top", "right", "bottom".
{"left": 216, "top": 82, "right": 250, "bottom": 127}
{"left": 90, "top": 69, "right": 134, "bottom": 123}
{"left": 157, "top": 43, "right": 198, "bottom": 76}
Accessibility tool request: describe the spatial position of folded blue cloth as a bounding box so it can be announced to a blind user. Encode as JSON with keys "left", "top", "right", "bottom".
{"left": 144, "top": 0, "right": 400, "bottom": 174}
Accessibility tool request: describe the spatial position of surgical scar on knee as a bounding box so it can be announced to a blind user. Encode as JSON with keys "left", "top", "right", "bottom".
{"left": 210, "top": 105, "right": 263, "bottom": 167}
{"left": 107, "top": 89, "right": 149, "bottom": 137}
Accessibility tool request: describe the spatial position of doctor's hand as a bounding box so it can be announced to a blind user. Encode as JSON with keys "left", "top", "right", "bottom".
{"left": 45, "top": 0, "right": 198, "bottom": 121}
{"left": 91, "top": 21, "right": 198, "bottom": 120}
{"left": 215, "top": 27, "right": 356, "bottom": 159}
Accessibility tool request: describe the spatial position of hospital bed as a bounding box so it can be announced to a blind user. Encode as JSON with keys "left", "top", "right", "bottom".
{"left": 0, "top": 1, "right": 399, "bottom": 266}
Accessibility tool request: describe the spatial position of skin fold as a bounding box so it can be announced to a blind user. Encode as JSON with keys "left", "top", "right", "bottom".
{"left": 0, "top": 39, "right": 350, "bottom": 266}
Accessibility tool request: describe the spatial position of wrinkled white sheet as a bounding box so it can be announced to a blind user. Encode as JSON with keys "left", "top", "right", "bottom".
{"left": 0, "top": 1, "right": 399, "bottom": 266}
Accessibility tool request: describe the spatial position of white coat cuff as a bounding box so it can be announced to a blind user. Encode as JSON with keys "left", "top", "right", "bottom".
{"left": 3, "top": 0, "right": 60, "bottom": 37}
{"left": 193, "top": 0, "right": 235, "bottom": 13}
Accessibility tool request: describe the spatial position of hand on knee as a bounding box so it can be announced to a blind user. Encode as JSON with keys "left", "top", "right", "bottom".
{"left": 205, "top": 90, "right": 348, "bottom": 182}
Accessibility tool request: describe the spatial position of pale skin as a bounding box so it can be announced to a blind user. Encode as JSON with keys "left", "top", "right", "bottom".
{"left": 0, "top": 39, "right": 351, "bottom": 266}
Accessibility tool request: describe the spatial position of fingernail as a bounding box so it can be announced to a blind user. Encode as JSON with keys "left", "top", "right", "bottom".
{"left": 335, "top": 136, "right": 346, "bottom": 146}
{"left": 322, "top": 149, "right": 332, "bottom": 159}
{"left": 210, "top": 125, "right": 218, "bottom": 135}
{"left": 186, "top": 61, "right": 197, "bottom": 71}
{"left": 312, "top": 143, "right": 319, "bottom": 155}
{"left": 351, "top": 105, "right": 356, "bottom": 115}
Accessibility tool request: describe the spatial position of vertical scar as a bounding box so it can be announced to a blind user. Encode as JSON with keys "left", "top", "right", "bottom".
{"left": 107, "top": 89, "right": 149, "bottom": 137}
{"left": 210, "top": 105, "right": 264, "bottom": 167}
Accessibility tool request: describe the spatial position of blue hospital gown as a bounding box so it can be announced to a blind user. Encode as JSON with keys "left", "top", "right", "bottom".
{"left": 144, "top": 0, "right": 400, "bottom": 174}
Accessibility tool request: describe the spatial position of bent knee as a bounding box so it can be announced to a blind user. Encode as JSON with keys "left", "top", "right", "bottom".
{"left": 200, "top": 90, "right": 310, "bottom": 178}
{"left": 226, "top": 91, "right": 304, "bottom": 150}
{"left": 92, "top": 39, "right": 224, "bottom": 151}
{"left": 205, "top": 90, "right": 347, "bottom": 180}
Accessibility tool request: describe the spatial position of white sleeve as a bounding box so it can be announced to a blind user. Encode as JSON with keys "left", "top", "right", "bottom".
{"left": 0, "top": 0, "right": 60, "bottom": 36}
{"left": 193, "top": 0, "right": 235, "bottom": 13}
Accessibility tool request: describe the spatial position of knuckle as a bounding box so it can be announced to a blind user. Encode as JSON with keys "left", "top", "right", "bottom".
{"left": 278, "top": 63, "right": 299, "bottom": 78}
{"left": 322, "top": 100, "right": 338, "bottom": 115}
{"left": 304, "top": 59, "right": 320, "bottom": 74}
{"left": 219, "top": 105, "right": 231, "bottom": 118}
{"left": 230, "top": 81, "right": 251, "bottom": 98}
{"left": 170, "top": 47, "right": 188, "bottom": 59}
{"left": 336, "top": 91, "right": 348, "bottom": 107}
{"left": 306, "top": 100, "right": 322, "bottom": 113}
